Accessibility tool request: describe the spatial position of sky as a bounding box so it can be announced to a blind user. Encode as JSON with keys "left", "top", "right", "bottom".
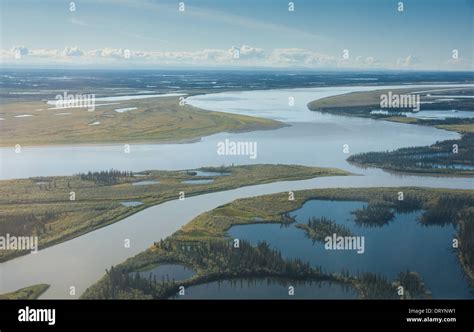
{"left": 0, "top": 0, "right": 473, "bottom": 70}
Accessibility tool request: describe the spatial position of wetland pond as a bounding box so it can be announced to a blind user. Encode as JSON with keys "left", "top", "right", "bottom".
{"left": 228, "top": 200, "right": 473, "bottom": 299}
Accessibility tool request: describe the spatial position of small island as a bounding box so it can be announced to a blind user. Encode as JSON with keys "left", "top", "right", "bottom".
{"left": 296, "top": 216, "right": 354, "bottom": 244}
{"left": 0, "top": 284, "right": 50, "bottom": 300}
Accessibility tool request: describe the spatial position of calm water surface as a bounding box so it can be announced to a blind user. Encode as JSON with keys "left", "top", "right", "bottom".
{"left": 228, "top": 200, "right": 473, "bottom": 299}
{"left": 173, "top": 278, "right": 357, "bottom": 299}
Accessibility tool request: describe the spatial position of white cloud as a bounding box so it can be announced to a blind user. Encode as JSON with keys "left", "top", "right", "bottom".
{"left": 268, "top": 48, "right": 336, "bottom": 67}
{"left": 62, "top": 46, "right": 84, "bottom": 57}
{"left": 235, "top": 45, "right": 265, "bottom": 59}
{"left": 2, "top": 45, "right": 456, "bottom": 70}
{"left": 0, "top": 45, "right": 384, "bottom": 68}
{"left": 81, "top": 45, "right": 265, "bottom": 64}
{"left": 354, "top": 55, "right": 380, "bottom": 67}
{"left": 30, "top": 49, "right": 60, "bottom": 58}
{"left": 87, "top": 48, "right": 128, "bottom": 58}
{"left": 396, "top": 55, "right": 421, "bottom": 67}
{"left": 11, "top": 46, "right": 29, "bottom": 56}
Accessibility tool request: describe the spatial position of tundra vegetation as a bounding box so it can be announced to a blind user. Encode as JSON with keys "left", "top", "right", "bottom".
{"left": 0, "top": 164, "right": 349, "bottom": 262}
{"left": 82, "top": 187, "right": 473, "bottom": 299}
{"left": 0, "top": 96, "right": 283, "bottom": 147}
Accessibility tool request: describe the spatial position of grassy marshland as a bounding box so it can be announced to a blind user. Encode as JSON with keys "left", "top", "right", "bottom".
{"left": 0, "top": 96, "right": 283, "bottom": 147}
{"left": 0, "top": 164, "right": 349, "bottom": 262}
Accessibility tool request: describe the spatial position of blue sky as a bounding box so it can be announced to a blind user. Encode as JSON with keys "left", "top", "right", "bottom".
{"left": 1, "top": 0, "right": 472, "bottom": 69}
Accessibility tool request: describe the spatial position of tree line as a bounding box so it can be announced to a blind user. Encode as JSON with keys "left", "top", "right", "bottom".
{"left": 348, "top": 133, "right": 474, "bottom": 173}
{"left": 77, "top": 169, "right": 134, "bottom": 185}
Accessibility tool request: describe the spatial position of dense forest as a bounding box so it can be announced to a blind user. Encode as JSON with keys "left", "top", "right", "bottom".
{"left": 352, "top": 202, "right": 395, "bottom": 227}
{"left": 419, "top": 194, "right": 474, "bottom": 226}
{"left": 77, "top": 169, "right": 134, "bottom": 185}
{"left": 355, "top": 271, "right": 431, "bottom": 299}
{"left": 200, "top": 165, "right": 233, "bottom": 173}
{"left": 296, "top": 216, "right": 353, "bottom": 243}
{"left": 381, "top": 194, "right": 422, "bottom": 213}
{"left": 351, "top": 192, "right": 474, "bottom": 228}
{"left": 87, "top": 237, "right": 434, "bottom": 300}
{"left": 87, "top": 239, "right": 324, "bottom": 299}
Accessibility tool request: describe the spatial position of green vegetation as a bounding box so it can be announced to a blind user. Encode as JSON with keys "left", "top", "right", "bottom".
{"left": 296, "top": 217, "right": 353, "bottom": 244}
{"left": 308, "top": 87, "right": 474, "bottom": 115}
{"left": 78, "top": 169, "right": 134, "bottom": 185}
{"left": 348, "top": 133, "right": 474, "bottom": 176}
{"left": 82, "top": 187, "right": 472, "bottom": 299}
{"left": 86, "top": 240, "right": 325, "bottom": 299}
{"left": 0, "top": 96, "right": 283, "bottom": 147}
{"left": 395, "top": 271, "right": 432, "bottom": 299}
{"left": 437, "top": 123, "right": 474, "bottom": 133}
{"left": 0, "top": 164, "right": 349, "bottom": 262}
{"left": 352, "top": 202, "right": 395, "bottom": 227}
{"left": 355, "top": 271, "right": 431, "bottom": 299}
{"left": 419, "top": 194, "right": 473, "bottom": 226}
{"left": 0, "top": 284, "right": 50, "bottom": 299}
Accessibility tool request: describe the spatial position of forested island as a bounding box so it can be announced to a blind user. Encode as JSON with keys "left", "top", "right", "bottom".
{"left": 296, "top": 216, "right": 353, "bottom": 243}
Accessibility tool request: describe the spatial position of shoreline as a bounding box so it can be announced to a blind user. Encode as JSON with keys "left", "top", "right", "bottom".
{"left": 347, "top": 160, "right": 474, "bottom": 178}
{"left": 0, "top": 122, "right": 289, "bottom": 149}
